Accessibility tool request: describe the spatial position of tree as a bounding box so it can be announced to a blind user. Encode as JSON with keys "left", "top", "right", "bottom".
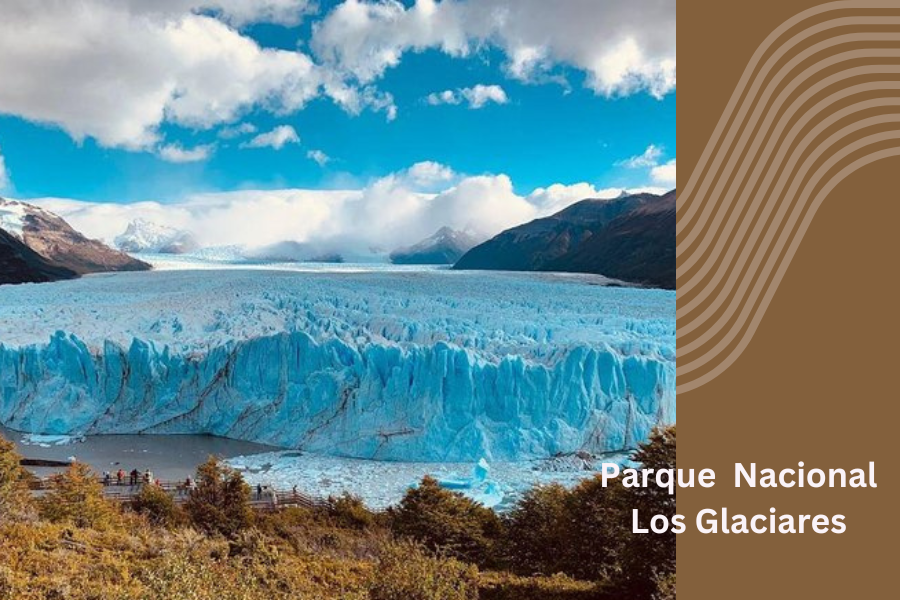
{"left": 391, "top": 476, "right": 502, "bottom": 567}
{"left": 620, "top": 425, "right": 677, "bottom": 595}
{"left": 500, "top": 483, "right": 571, "bottom": 576}
{"left": 131, "top": 482, "right": 182, "bottom": 527}
{"left": 184, "top": 456, "right": 253, "bottom": 538}
{"left": 39, "top": 462, "right": 117, "bottom": 529}
{"left": 0, "top": 437, "right": 31, "bottom": 521}
{"left": 326, "top": 493, "right": 378, "bottom": 530}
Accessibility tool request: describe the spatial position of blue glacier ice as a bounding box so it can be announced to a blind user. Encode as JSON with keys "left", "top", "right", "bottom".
{"left": 0, "top": 269, "right": 675, "bottom": 461}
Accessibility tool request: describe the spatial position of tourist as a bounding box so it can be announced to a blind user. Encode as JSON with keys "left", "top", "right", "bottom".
{"left": 103, "top": 471, "right": 111, "bottom": 486}
{"left": 256, "top": 483, "right": 263, "bottom": 501}
{"left": 116, "top": 469, "right": 125, "bottom": 485}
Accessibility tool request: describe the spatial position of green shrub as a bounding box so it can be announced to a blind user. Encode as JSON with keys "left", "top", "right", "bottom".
{"left": 500, "top": 483, "right": 571, "bottom": 575}
{"left": 369, "top": 540, "right": 479, "bottom": 600}
{"left": 391, "top": 476, "right": 502, "bottom": 566}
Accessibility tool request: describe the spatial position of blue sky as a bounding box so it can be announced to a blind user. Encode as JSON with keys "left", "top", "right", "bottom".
{"left": 0, "top": 0, "right": 675, "bottom": 250}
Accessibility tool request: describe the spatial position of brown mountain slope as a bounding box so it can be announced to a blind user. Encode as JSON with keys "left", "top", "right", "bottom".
{"left": 0, "top": 227, "right": 78, "bottom": 284}
{"left": 1, "top": 198, "right": 150, "bottom": 275}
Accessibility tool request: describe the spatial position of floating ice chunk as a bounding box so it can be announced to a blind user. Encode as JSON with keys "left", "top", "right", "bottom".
{"left": 473, "top": 458, "right": 490, "bottom": 484}
{"left": 21, "top": 434, "right": 84, "bottom": 447}
{"left": 470, "top": 482, "right": 504, "bottom": 509}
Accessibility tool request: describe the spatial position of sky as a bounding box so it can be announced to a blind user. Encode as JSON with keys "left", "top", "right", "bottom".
{"left": 0, "top": 0, "right": 676, "bottom": 253}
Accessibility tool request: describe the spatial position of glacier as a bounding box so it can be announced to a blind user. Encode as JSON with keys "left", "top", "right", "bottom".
{"left": 0, "top": 269, "right": 675, "bottom": 462}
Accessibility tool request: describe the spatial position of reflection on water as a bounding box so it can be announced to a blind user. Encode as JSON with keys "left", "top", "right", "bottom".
{"left": 0, "top": 425, "right": 278, "bottom": 481}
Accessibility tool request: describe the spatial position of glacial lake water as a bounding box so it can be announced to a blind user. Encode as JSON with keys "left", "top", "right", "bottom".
{"left": 1, "top": 425, "right": 278, "bottom": 481}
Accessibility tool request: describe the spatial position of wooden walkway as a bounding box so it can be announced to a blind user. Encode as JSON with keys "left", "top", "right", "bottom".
{"left": 27, "top": 477, "right": 327, "bottom": 511}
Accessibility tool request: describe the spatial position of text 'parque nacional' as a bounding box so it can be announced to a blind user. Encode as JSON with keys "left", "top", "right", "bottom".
{"left": 597, "top": 462, "right": 877, "bottom": 535}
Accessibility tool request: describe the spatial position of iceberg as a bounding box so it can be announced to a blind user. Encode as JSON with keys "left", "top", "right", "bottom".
{"left": 0, "top": 269, "right": 675, "bottom": 462}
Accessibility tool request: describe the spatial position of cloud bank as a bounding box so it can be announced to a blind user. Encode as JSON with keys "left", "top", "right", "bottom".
{"left": 312, "top": 0, "right": 676, "bottom": 97}
{"left": 0, "top": 0, "right": 675, "bottom": 151}
{"left": 30, "top": 162, "right": 670, "bottom": 256}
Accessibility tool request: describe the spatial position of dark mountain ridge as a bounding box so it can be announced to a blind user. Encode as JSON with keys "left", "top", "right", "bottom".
{"left": 454, "top": 190, "right": 675, "bottom": 289}
{"left": 0, "top": 227, "right": 78, "bottom": 285}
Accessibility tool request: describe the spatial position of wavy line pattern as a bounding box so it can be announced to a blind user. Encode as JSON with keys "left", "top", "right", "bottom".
{"left": 678, "top": 1, "right": 900, "bottom": 393}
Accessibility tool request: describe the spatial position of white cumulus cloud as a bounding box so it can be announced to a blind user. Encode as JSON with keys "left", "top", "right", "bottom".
{"left": 616, "top": 144, "right": 675, "bottom": 189}
{"left": 218, "top": 122, "right": 258, "bottom": 139}
{"left": 158, "top": 143, "right": 215, "bottom": 163}
{"left": 617, "top": 144, "right": 664, "bottom": 168}
{"left": 241, "top": 125, "right": 301, "bottom": 149}
{"left": 426, "top": 84, "right": 509, "bottom": 109}
{"left": 312, "top": 0, "right": 676, "bottom": 98}
{"left": 0, "top": 1, "right": 674, "bottom": 153}
{"left": 0, "top": 1, "right": 395, "bottom": 150}
{"left": 0, "top": 145, "right": 9, "bottom": 191}
{"left": 306, "top": 149, "right": 331, "bottom": 166}
{"left": 651, "top": 159, "right": 676, "bottom": 186}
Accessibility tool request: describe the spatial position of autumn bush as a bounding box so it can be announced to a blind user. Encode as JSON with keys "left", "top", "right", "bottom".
{"left": 390, "top": 475, "right": 503, "bottom": 567}
{"left": 184, "top": 456, "right": 254, "bottom": 538}
{"left": 0, "top": 438, "right": 31, "bottom": 522}
{"left": 369, "top": 540, "right": 479, "bottom": 600}
{"left": 38, "top": 462, "right": 119, "bottom": 529}
{"left": 326, "top": 492, "right": 379, "bottom": 530}
{"left": 130, "top": 481, "right": 183, "bottom": 527}
{"left": 478, "top": 571, "right": 603, "bottom": 600}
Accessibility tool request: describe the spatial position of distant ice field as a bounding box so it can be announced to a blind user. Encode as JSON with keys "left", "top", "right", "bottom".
{"left": 0, "top": 268, "right": 675, "bottom": 359}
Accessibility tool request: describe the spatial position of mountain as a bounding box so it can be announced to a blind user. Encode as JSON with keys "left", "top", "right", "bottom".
{"left": 550, "top": 190, "right": 676, "bottom": 288}
{"left": 114, "top": 219, "right": 199, "bottom": 254}
{"left": 0, "top": 227, "right": 77, "bottom": 284}
{"left": 390, "top": 227, "right": 481, "bottom": 265}
{"left": 0, "top": 198, "right": 150, "bottom": 279}
{"left": 454, "top": 190, "right": 675, "bottom": 289}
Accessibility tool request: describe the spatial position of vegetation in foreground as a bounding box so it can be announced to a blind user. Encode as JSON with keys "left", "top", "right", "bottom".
{"left": 0, "top": 426, "right": 675, "bottom": 599}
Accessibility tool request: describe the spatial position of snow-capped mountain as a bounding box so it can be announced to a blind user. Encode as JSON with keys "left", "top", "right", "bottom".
{"left": 390, "top": 226, "right": 482, "bottom": 265}
{"left": 0, "top": 198, "right": 150, "bottom": 282}
{"left": 114, "top": 219, "right": 199, "bottom": 254}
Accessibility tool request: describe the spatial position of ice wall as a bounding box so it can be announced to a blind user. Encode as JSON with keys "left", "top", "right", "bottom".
{"left": 0, "top": 270, "right": 675, "bottom": 461}
{"left": 0, "top": 329, "right": 672, "bottom": 461}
